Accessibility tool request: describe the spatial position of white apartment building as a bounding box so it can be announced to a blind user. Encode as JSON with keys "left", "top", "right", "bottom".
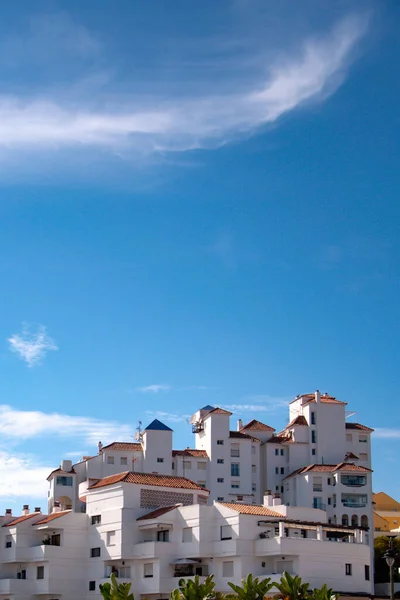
{"left": 0, "top": 475, "right": 372, "bottom": 600}
{"left": 0, "top": 391, "right": 374, "bottom": 599}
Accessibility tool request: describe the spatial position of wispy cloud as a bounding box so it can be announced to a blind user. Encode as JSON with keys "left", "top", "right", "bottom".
{"left": 145, "top": 410, "right": 191, "bottom": 423}
{"left": 0, "top": 451, "right": 51, "bottom": 499}
{"left": 374, "top": 428, "right": 400, "bottom": 439}
{"left": 223, "top": 395, "right": 289, "bottom": 415}
{"left": 136, "top": 384, "right": 172, "bottom": 394}
{"left": 0, "top": 405, "right": 134, "bottom": 445}
{"left": 0, "top": 14, "right": 369, "bottom": 168}
{"left": 8, "top": 324, "right": 58, "bottom": 367}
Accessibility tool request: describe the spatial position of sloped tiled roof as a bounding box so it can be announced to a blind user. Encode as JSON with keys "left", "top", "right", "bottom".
{"left": 287, "top": 415, "right": 308, "bottom": 427}
{"left": 209, "top": 407, "right": 233, "bottom": 416}
{"left": 345, "top": 452, "right": 359, "bottom": 460}
{"left": 345, "top": 423, "right": 374, "bottom": 432}
{"left": 172, "top": 449, "right": 208, "bottom": 458}
{"left": 284, "top": 462, "right": 372, "bottom": 480}
{"left": 240, "top": 419, "right": 275, "bottom": 432}
{"left": 229, "top": 431, "right": 260, "bottom": 442}
{"left": 3, "top": 513, "right": 41, "bottom": 527}
{"left": 217, "top": 502, "right": 282, "bottom": 517}
{"left": 265, "top": 435, "right": 291, "bottom": 444}
{"left": 46, "top": 467, "right": 76, "bottom": 481}
{"left": 144, "top": 419, "right": 173, "bottom": 432}
{"left": 101, "top": 442, "right": 142, "bottom": 452}
{"left": 89, "top": 471, "right": 208, "bottom": 491}
{"left": 291, "top": 393, "right": 347, "bottom": 406}
{"left": 137, "top": 505, "right": 179, "bottom": 521}
{"left": 33, "top": 511, "right": 71, "bottom": 525}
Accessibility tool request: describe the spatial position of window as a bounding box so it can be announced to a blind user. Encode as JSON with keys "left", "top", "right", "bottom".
{"left": 346, "top": 433, "right": 353, "bottom": 442}
{"left": 275, "top": 485, "right": 279, "bottom": 491}
{"left": 313, "top": 498, "right": 324, "bottom": 510}
{"left": 157, "top": 529, "right": 169, "bottom": 542}
{"left": 120, "top": 456, "right": 128, "bottom": 465}
{"left": 311, "top": 412, "right": 316, "bottom": 425}
{"left": 91, "top": 547, "right": 101, "bottom": 558}
{"left": 157, "top": 457, "right": 164, "bottom": 463}
{"left": 237, "top": 495, "right": 243, "bottom": 501}
{"left": 311, "top": 430, "right": 316, "bottom": 444}
{"left": 327, "top": 478, "right": 331, "bottom": 485}
{"left": 222, "top": 561, "right": 234, "bottom": 577}
{"left": 217, "top": 440, "right": 224, "bottom": 445}
{"left": 280, "top": 449, "right": 284, "bottom": 456}
{"left": 231, "top": 463, "right": 240, "bottom": 477}
{"left": 89, "top": 581, "right": 96, "bottom": 591}
{"left": 252, "top": 465, "right": 256, "bottom": 473}
{"left": 37, "top": 566, "right": 44, "bottom": 580}
{"left": 359, "top": 453, "right": 368, "bottom": 461}
{"left": 183, "top": 460, "right": 191, "bottom": 469}
{"left": 172, "top": 462, "right": 175, "bottom": 470}
{"left": 281, "top": 486, "right": 284, "bottom": 494}
{"left": 217, "top": 477, "right": 224, "bottom": 483}
{"left": 221, "top": 525, "right": 232, "bottom": 540}
{"left": 144, "top": 563, "right": 153, "bottom": 578}
{"left": 359, "top": 435, "right": 368, "bottom": 443}
{"left": 5, "top": 535, "right": 12, "bottom": 548}
{"left": 197, "top": 461, "right": 207, "bottom": 470}
{"left": 217, "top": 459, "right": 224, "bottom": 464}
{"left": 107, "top": 456, "right": 114, "bottom": 464}
{"left": 91, "top": 515, "right": 101, "bottom": 525}
{"left": 197, "top": 481, "right": 206, "bottom": 488}
{"left": 120, "top": 566, "right": 131, "bottom": 578}
{"left": 345, "top": 564, "right": 352, "bottom": 576}
{"left": 275, "top": 449, "right": 279, "bottom": 456}
{"left": 17, "top": 570, "right": 26, "bottom": 579}
{"left": 217, "top": 496, "right": 224, "bottom": 501}
{"left": 252, "top": 445, "right": 256, "bottom": 455}
{"left": 365, "top": 565, "right": 370, "bottom": 581}
{"left": 182, "top": 527, "right": 193, "bottom": 543}
{"left": 231, "top": 444, "right": 240, "bottom": 457}
{"left": 280, "top": 467, "right": 284, "bottom": 475}
{"left": 231, "top": 483, "right": 240, "bottom": 489}
{"left": 106, "top": 531, "right": 116, "bottom": 546}
{"left": 56, "top": 476, "right": 73, "bottom": 486}
{"left": 312, "top": 449, "right": 316, "bottom": 456}
{"left": 328, "top": 498, "right": 331, "bottom": 505}
{"left": 275, "top": 467, "right": 279, "bottom": 474}
{"left": 252, "top": 483, "right": 257, "bottom": 492}
{"left": 313, "top": 477, "right": 322, "bottom": 492}
{"left": 301, "top": 529, "right": 307, "bottom": 539}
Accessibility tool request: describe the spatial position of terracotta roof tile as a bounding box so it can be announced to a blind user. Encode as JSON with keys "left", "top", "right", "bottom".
{"left": 137, "top": 505, "right": 179, "bottom": 521}
{"left": 290, "top": 393, "right": 347, "bottom": 406}
{"left": 266, "top": 435, "right": 291, "bottom": 444}
{"left": 3, "top": 513, "right": 41, "bottom": 527}
{"left": 46, "top": 467, "right": 76, "bottom": 481}
{"left": 229, "top": 431, "right": 260, "bottom": 442}
{"left": 345, "top": 423, "right": 374, "bottom": 432}
{"left": 240, "top": 419, "right": 275, "bottom": 432}
{"left": 209, "top": 407, "right": 233, "bottom": 416}
{"left": 89, "top": 471, "right": 208, "bottom": 491}
{"left": 101, "top": 442, "right": 143, "bottom": 452}
{"left": 33, "top": 511, "right": 71, "bottom": 525}
{"left": 284, "top": 462, "right": 372, "bottom": 480}
{"left": 287, "top": 415, "right": 308, "bottom": 427}
{"left": 217, "top": 502, "right": 282, "bottom": 517}
{"left": 345, "top": 452, "right": 359, "bottom": 460}
{"left": 172, "top": 449, "right": 208, "bottom": 458}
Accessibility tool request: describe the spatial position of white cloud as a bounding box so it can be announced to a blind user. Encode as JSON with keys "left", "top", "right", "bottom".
{"left": 374, "top": 428, "right": 400, "bottom": 439}
{"left": 0, "top": 450, "right": 50, "bottom": 499}
{"left": 144, "top": 410, "right": 190, "bottom": 423}
{"left": 0, "top": 405, "right": 134, "bottom": 445}
{"left": 0, "top": 14, "right": 368, "bottom": 163}
{"left": 8, "top": 324, "right": 58, "bottom": 367}
{"left": 136, "top": 384, "right": 172, "bottom": 394}
{"left": 223, "top": 395, "right": 289, "bottom": 414}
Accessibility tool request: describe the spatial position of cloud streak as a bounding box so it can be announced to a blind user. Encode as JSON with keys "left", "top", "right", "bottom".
{"left": 8, "top": 324, "right": 58, "bottom": 367}
{"left": 374, "top": 428, "right": 400, "bottom": 439}
{"left": 0, "top": 14, "right": 368, "bottom": 162}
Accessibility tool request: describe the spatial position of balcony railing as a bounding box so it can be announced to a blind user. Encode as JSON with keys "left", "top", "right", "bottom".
{"left": 342, "top": 501, "right": 367, "bottom": 508}
{"left": 313, "top": 503, "right": 326, "bottom": 511}
{"left": 313, "top": 486, "right": 323, "bottom": 492}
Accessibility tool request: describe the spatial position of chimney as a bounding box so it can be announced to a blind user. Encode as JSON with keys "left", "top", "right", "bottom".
{"left": 3, "top": 509, "right": 13, "bottom": 525}
{"left": 315, "top": 390, "right": 320, "bottom": 403}
{"left": 98, "top": 441, "right": 103, "bottom": 453}
{"left": 237, "top": 419, "right": 243, "bottom": 431}
{"left": 273, "top": 493, "right": 282, "bottom": 506}
{"left": 52, "top": 501, "right": 61, "bottom": 514}
{"left": 22, "top": 505, "right": 29, "bottom": 516}
{"left": 34, "top": 507, "right": 41, "bottom": 513}
{"left": 61, "top": 459, "right": 72, "bottom": 472}
{"left": 263, "top": 490, "right": 273, "bottom": 507}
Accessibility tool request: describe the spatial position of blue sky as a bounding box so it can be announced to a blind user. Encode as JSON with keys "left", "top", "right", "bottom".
{"left": 0, "top": 0, "right": 399, "bottom": 512}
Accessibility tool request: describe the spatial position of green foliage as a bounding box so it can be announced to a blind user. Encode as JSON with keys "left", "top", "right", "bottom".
{"left": 228, "top": 573, "right": 274, "bottom": 600}
{"left": 274, "top": 572, "right": 310, "bottom": 600}
{"left": 172, "top": 575, "right": 216, "bottom": 600}
{"left": 312, "top": 584, "right": 338, "bottom": 600}
{"left": 374, "top": 536, "right": 400, "bottom": 583}
{"left": 99, "top": 573, "right": 135, "bottom": 600}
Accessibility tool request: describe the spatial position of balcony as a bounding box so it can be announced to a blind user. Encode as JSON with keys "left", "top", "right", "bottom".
{"left": 342, "top": 501, "right": 367, "bottom": 508}
{"left": 0, "top": 578, "right": 29, "bottom": 594}
{"left": 133, "top": 541, "right": 175, "bottom": 558}
{"left": 312, "top": 503, "right": 326, "bottom": 511}
{"left": 341, "top": 476, "right": 366, "bottom": 487}
{"left": 313, "top": 486, "right": 323, "bottom": 492}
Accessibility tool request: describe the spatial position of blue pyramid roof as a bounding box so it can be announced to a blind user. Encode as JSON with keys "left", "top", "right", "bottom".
{"left": 201, "top": 405, "right": 215, "bottom": 411}
{"left": 144, "top": 419, "right": 173, "bottom": 432}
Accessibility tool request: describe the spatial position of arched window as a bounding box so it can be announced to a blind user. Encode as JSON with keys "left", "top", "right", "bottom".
{"left": 351, "top": 514, "right": 358, "bottom": 527}
{"left": 342, "top": 514, "right": 349, "bottom": 526}
{"left": 361, "top": 515, "right": 368, "bottom": 528}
